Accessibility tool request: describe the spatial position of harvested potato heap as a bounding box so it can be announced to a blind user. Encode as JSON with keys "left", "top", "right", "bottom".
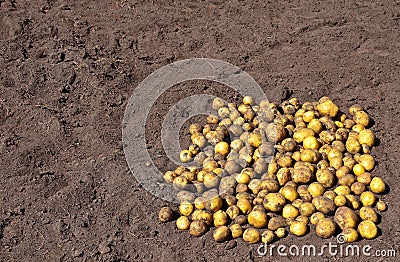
{"left": 158, "top": 96, "right": 388, "bottom": 244}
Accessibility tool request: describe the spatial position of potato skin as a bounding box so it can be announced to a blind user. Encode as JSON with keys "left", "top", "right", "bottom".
{"left": 190, "top": 220, "right": 208, "bottom": 236}
{"left": 213, "top": 226, "right": 231, "bottom": 242}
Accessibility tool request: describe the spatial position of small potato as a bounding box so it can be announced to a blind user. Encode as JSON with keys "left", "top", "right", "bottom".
{"left": 300, "top": 148, "right": 319, "bottom": 163}
{"left": 268, "top": 216, "right": 286, "bottom": 231}
{"left": 358, "top": 154, "right": 375, "bottom": 171}
{"left": 334, "top": 195, "right": 347, "bottom": 207}
{"left": 176, "top": 216, "right": 191, "bottom": 230}
{"left": 370, "top": 177, "right": 386, "bottom": 194}
{"left": 353, "top": 164, "right": 365, "bottom": 176}
{"left": 276, "top": 168, "right": 292, "bottom": 186}
{"left": 360, "top": 207, "right": 378, "bottom": 223}
{"left": 299, "top": 202, "right": 316, "bottom": 217}
{"left": 243, "top": 228, "right": 261, "bottom": 244}
{"left": 190, "top": 220, "right": 208, "bottom": 237}
{"left": 159, "top": 207, "right": 175, "bottom": 222}
{"left": 354, "top": 111, "right": 369, "bottom": 127}
{"left": 312, "top": 196, "right": 336, "bottom": 215}
{"left": 292, "top": 199, "right": 303, "bottom": 209}
{"left": 226, "top": 205, "right": 240, "bottom": 220}
{"left": 275, "top": 228, "right": 286, "bottom": 238}
{"left": 237, "top": 199, "right": 253, "bottom": 214}
{"left": 224, "top": 160, "right": 242, "bottom": 175}
{"left": 293, "top": 128, "right": 316, "bottom": 143}
{"left": 261, "top": 230, "right": 275, "bottom": 244}
{"left": 334, "top": 207, "right": 358, "bottom": 230}
{"left": 351, "top": 182, "right": 366, "bottom": 195}
{"left": 308, "top": 182, "right": 325, "bottom": 197}
{"left": 290, "top": 221, "right": 308, "bottom": 236}
{"left": 248, "top": 210, "right": 268, "bottom": 228}
{"left": 296, "top": 215, "right": 309, "bottom": 224}
{"left": 282, "top": 204, "right": 299, "bottom": 219}
{"left": 376, "top": 200, "right": 387, "bottom": 212}
{"left": 213, "top": 210, "right": 229, "bottom": 227}
{"left": 230, "top": 224, "right": 243, "bottom": 238}
{"left": 338, "top": 174, "right": 356, "bottom": 187}
{"left": 281, "top": 185, "right": 299, "bottom": 202}
{"left": 346, "top": 138, "right": 361, "bottom": 154}
{"left": 179, "top": 202, "right": 194, "bottom": 216}
{"left": 234, "top": 215, "right": 248, "bottom": 225}
{"left": 213, "top": 226, "right": 231, "bottom": 242}
{"left": 316, "top": 99, "right": 339, "bottom": 118}
{"left": 344, "top": 195, "right": 360, "bottom": 210}
{"left": 263, "top": 193, "right": 286, "bottom": 212}
{"left": 334, "top": 185, "right": 351, "bottom": 196}
{"left": 215, "top": 141, "right": 230, "bottom": 156}
{"left": 292, "top": 166, "right": 314, "bottom": 184}
{"left": 323, "top": 190, "right": 337, "bottom": 201}
{"left": 308, "top": 119, "right": 323, "bottom": 133}
{"left": 342, "top": 228, "right": 358, "bottom": 243}
{"left": 316, "top": 218, "right": 336, "bottom": 238}
{"left": 360, "top": 191, "right": 376, "bottom": 206}
{"left": 205, "top": 196, "right": 223, "bottom": 213}
{"left": 310, "top": 212, "right": 325, "bottom": 225}
{"left": 358, "top": 129, "right": 374, "bottom": 147}
{"left": 316, "top": 169, "right": 335, "bottom": 188}
{"left": 358, "top": 220, "right": 378, "bottom": 239}
{"left": 303, "top": 136, "right": 319, "bottom": 150}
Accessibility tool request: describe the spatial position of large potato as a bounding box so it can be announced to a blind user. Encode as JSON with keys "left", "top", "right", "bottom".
{"left": 316, "top": 218, "right": 336, "bottom": 238}
{"left": 292, "top": 166, "right": 313, "bottom": 184}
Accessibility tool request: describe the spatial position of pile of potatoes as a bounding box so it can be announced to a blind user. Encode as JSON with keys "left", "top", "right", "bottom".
{"left": 159, "top": 96, "right": 388, "bottom": 244}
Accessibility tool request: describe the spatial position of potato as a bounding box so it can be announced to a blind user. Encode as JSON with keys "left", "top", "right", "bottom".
{"left": 353, "top": 164, "right": 365, "bottom": 176}
{"left": 308, "top": 182, "right": 325, "bottom": 197}
{"left": 190, "top": 220, "right": 207, "bottom": 236}
{"left": 176, "top": 216, "right": 191, "bottom": 230}
{"left": 214, "top": 141, "right": 230, "bottom": 156}
{"left": 316, "top": 218, "right": 336, "bottom": 238}
{"left": 296, "top": 215, "right": 309, "bottom": 224}
{"left": 213, "top": 226, "right": 231, "bottom": 242}
{"left": 370, "top": 177, "right": 386, "bottom": 194}
{"left": 276, "top": 168, "right": 292, "bottom": 186}
{"left": 243, "top": 228, "right": 261, "bottom": 244}
{"left": 205, "top": 196, "right": 223, "bottom": 213}
{"left": 290, "top": 221, "right": 308, "bottom": 236}
{"left": 281, "top": 185, "right": 299, "bottom": 202}
{"left": 334, "top": 207, "right": 358, "bottom": 230}
{"left": 300, "top": 148, "right": 319, "bottom": 163}
{"left": 358, "top": 154, "right": 375, "bottom": 171}
{"left": 203, "top": 172, "right": 220, "bottom": 188}
{"left": 312, "top": 196, "right": 335, "bottom": 215}
{"left": 303, "top": 136, "right": 319, "bottom": 150}
{"left": 213, "top": 210, "right": 229, "bottom": 227}
{"left": 292, "top": 199, "right": 303, "bottom": 209}
{"left": 299, "top": 202, "right": 316, "bottom": 217}
{"left": 293, "top": 128, "right": 315, "bottom": 143}
{"left": 323, "top": 190, "right": 337, "bottom": 201}
{"left": 376, "top": 200, "right": 387, "bottom": 212}
{"left": 346, "top": 194, "right": 361, "bottom": 210}
{"left": 275, "top": 228, "right": 286, "bottom": 238}
{"left": 263, "top": 193, "right": 286, "bottom": 212}
{"left": 310, "top": 212, "right": 325, "bottom": 225}
{"left": 358, "top": 220, "right": 377, "bottom": 239}
{"left": 226, "top": 205, "right": 240, "bottom": 220}
{"left": 282, "top": 204, "right": 299, "bottom": 219}
{"left": 159, "top": 207, "right": 175, "bottom": 222}
{"left": 234, "top": 215, "right": 248, "bottom": 225}
{"left": 230, "top": 224, "right": 243, "bottom": 238}
{"left": 334, "top": 185, "right": 351, "bottom": 196}
{"left": 224, "top": 160, "right": 242, "bottom": 174}
{"left": 346, "top": 138, "right": 361, "bottom": 154}
{"left": 196, "top": 210, "right": 213, "bottom": 226}
{"left": 358, "top": 129, "right": 374, "bottom": 147}
{"left": 360, "top": 191, "right": 376, "bottom": 206}
{"left": 235, "top": 172, "right": 251, "bottom": 184}
{"left": 179, "top": 202, "right": 194, "bottom": 216}
{"left": 261, "top": 230, "right": 275, "bottom": 243}
{"left": 248, "top": 209, "right": 268, "bottom": 228}
{"left": 268, "top": 216, "right": 286, "bottom": 231}
{"left": 316, "top": 169, "right": 335, "bottom": 188}
{"left": 292, "top": 166, "right": 313, "bottom": 184}
{"left": 360, "top": 206, "right": 378, "bottom": 223}
{"left": 237, "top": 199, "right": 253, "bottom": 214}
{"left": 351, "top": 182, "right": 366, "bottom": 195}
{"left": 317, "top": 98, "right": 339, "bottom": 118}
{"left": 338, "top": 174, "right": 356, "bottom": 187}
{"left": 354, "top": 111, "right": 369, "bottom": 127}
{"left": 342, "top": 228, "right": 358, "bottom": 243}
{"left": 334, "top": 195, "right": 347, "bottom": 207}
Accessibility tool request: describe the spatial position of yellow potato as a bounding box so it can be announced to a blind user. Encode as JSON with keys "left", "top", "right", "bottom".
{"left": 334, "top": 207, "right": 358, "bottom": 230}
{"left": 261, "top": 230, "right": 275, "bottom": 244}
{"left": 243, "top": 228, "right": 261, "bottom": 244}
{"left": 316, "top": 218, "right": 336, "bottom": 238}
{"left": 282, "top": 204, "right": 299, "bottom": 219}
{"left": 190, "top": 220, "right": 207, "bottom": 237}
{"left": 358, "top": 220, "right": 377, "bottom": 239}
{"left": 213, "top": 226, "right": 231, "bottom": 242}
{"left": 360, "top": 191, "right": 376, "bottom": 207}
{"left": 230, "top": 224, "right": 243, "bottom": 238}
{"left": 176, "top": 216, "right": 191, "bottom": 230}
{"left": 342, "top": 228, "right": 358, "bottom": 243}
{"left": 290, "top": 221, "right": 308, "bottom": 236}
{"left": 263, "top": 193, "right": 286, "bottom": 212}
{"left": 370, "top": 177, "right": 386, "bottom": 194}
{"left": 247, "top": 209, "right": 268, "bottom": 228}
{"left": 358, "top": 129, "right": 374, "bottom": 147}
{"left": 359, "top": 207, "right": 378, "bottom": 223}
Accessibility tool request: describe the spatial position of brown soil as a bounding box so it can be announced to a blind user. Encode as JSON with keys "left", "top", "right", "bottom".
{"left": 0, "top": 0, "right": 399, "bottom": 261}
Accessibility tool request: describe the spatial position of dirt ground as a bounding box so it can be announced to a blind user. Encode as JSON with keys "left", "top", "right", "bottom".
{"left": 1, "top": 0, "right": 399, "bottom": 261}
